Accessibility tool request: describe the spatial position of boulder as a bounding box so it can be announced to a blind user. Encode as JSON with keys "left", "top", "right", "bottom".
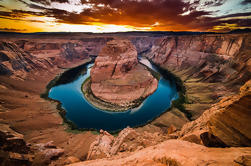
{"left": 0, "top": 123, "right": 29, "bottom": 154}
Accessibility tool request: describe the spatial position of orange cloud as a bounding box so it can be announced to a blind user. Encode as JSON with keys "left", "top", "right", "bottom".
{"left": 0, "top": 0, "right": 250, "bottom": 32}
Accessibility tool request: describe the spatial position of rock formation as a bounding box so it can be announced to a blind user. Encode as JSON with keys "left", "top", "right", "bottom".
{"left": 0, "top": 123, "right": 33, "bottom": 165}
{"left": 145, "top": 34, "right": 250, "bottom": 86}
{"left": 68, "top": 139, "right": 251, "bottom": 166}
{"left": 144, "top": 33, "right": 251, "bottom": 121}
{"left": 0, "top": 123, "right": 66, "bottom": 165}
{"left": 0, "top": 34, "right": 158, "bottom": 81}
{"left": 0, "top": 41, "right": 55, "bottom": 79}
{"left": 87, "top": 127, "right": 167, "bottom": 160}
{"left": 179, "top": 80, "right": 251, "bottom": 147}
{"left": 89, "top": 39, "right": 158, "bottom": 107}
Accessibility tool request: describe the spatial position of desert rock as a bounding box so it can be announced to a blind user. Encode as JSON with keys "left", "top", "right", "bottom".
{"left": 68, "top": 139, "right": 251, "bottom": 166}
{"left": 179, "top": 80, "right": 251, "bottom": 147}
{"left": 90, "top": 39, "right": 158, "bottom": 107}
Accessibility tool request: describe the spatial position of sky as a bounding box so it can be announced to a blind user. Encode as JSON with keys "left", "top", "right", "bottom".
{"left": 0, "top": 0, "right": 250, "bottom": 33}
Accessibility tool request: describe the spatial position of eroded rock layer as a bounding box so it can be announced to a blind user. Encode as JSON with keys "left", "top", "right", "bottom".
{"left": 90, "top": 40, "right": 158, "bottom": 106}
{"left": 179, "top": 80, "right": 251, "bottom": 147}
{"left": 145, "top": 34, "right": 250, "bottom": 86}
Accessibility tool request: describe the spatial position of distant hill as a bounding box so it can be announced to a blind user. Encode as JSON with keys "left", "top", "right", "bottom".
{"left": 0, "top": 29, "right": 250, "bottom": 37}
{"left": 228, "top": 28, "right": 251, "bottom": 34}
{"left": 0, "top": 31, "right": 216, "bottom": 37}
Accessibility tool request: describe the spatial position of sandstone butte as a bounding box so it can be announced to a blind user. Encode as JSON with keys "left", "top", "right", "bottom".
{"left": 89, "top": 39, "right": 158, "bottom": 107}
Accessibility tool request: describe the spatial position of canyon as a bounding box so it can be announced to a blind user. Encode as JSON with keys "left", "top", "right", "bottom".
{"left": 0, "top": 32, "right": 250, "bottom": 165}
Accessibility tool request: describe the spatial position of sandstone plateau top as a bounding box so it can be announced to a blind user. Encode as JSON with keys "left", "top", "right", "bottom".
{"left": 89, "top": 39, "right": 158, "bottom": 108}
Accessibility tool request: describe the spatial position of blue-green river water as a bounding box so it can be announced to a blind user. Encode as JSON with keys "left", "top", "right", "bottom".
{"left": 48, "top": 57, "right": 178, "bottom": 132}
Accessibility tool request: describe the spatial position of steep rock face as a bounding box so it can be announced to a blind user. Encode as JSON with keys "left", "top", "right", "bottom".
{"left": 91, "top": 39, "right": 138, "bottom": 82}
{"left": 0, "top": 41, "right": 54, "bottom": 79}
{"left": 0, "top": 35, "right": 157, "bottom": 80}
{"left": 0, "top": 123, "right": 29, "bottom": 154}
{"left": 145, "top": 34, "right": 250, "bottom": 85}
{"left": 130, "top": 36, "right": 155, "bottom": 54}
{"left": 179, "top": 80, "right": 251, "bottom": 147}
{"left": 143, "top": 33, "right": 251, "bottom": 147}
{"left": 0, "top": 123, "right": 33, "bottom": 165}
{"left": 144, "top": 33, "right": 251, "bottom": 123}
{"left": 17, "top": 37, "right": 156, "bottom": 61}
{"left": 21, "top": 40, "right": 92, "bottom": 60}
{"left": 90, "top": 39, "right": 158, "bottom": 106}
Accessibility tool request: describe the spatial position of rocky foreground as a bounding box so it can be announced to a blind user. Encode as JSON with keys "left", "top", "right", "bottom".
{"left": 89, "top": 39, "right": 158, "bottom": 108}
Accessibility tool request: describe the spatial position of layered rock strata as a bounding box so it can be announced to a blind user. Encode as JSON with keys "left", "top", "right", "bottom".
{"left": 89, "top": 40, "right": 158, "bottom": 107}
{"left": 144, "top": 33, "right": 251, "bottom": 121}
{"left": 145, "top": 34, "right": 250, "bottom": 87}
{"left": 179, "top": 80, "right": 251, "bottom": 147}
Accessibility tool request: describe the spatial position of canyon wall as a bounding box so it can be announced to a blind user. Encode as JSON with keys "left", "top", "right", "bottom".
{"left": 144, "top": 33, "right": 251, "bottom": 121}
{"left": 179, "top": 80, "right": 251, "bottom": 147}
{"left": 0, "top": 34, "right": 157, "bottom": 79}
{"left": 145, "top": 34, "right": 250, "bottom": 86}
{"left": 0, "top": 41, "right": 55, "bottom": 79}
{"left": 143, "top": 33, "right": 251, "bottom": 147}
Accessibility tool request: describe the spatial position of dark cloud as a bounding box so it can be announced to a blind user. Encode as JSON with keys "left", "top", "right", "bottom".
{"left": 242, "top": 0, "right": 251, "bottom": 5}
{"left": 0, "top": 11, "right": 12, "bottom": 17}
{"left": 27, "top": 0, "right": 69, "bottom": 5}
{"left": 0, "top": 0, "right": 250, "bottom": 32}
{"left": 0, "top": 28, "right": 27, "bottom": 32}
{"left": 54, "top": 0, "right": 194, "bottom": 27}
{"left": 51, "top": 0, "right": 69, "bottom": 2}
{"left": 209, "top": 0, "right": 226, "bottom": 7}
{"left": 217, "top": 12, "right": 251, "bottom": 19}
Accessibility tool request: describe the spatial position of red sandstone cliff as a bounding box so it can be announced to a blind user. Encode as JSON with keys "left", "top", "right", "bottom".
{"left": 90, "top": 39, "right": 158, "bottom": 107}
{"left": 143, "top": 33, "right": 251, "bottom": 147}
{"left": 145, "top": 34, "right": 250, "bottom": 86}
{"left": 179, "top": 80, "right": 251, "bottom": 147}
{"left": 0, "top": 41, "right": 55, "bottom": 79}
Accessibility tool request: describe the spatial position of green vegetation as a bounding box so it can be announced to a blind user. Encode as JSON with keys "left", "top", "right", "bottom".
{"left": 146, "top": 58, "right": 191, "bottom": 120}
{"left": 154, "top": 157, "right": 181, "bottom": 166}
{"left": 40, "top": 74, "right": 61, "bottom": 99}
{"left": 40, "top": 59, "right": 93, "bottom": 133}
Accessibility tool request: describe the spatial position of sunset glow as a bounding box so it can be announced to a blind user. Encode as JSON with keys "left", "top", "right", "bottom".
{"left": 0, "top": 0, "right": 250, "bottom": 33}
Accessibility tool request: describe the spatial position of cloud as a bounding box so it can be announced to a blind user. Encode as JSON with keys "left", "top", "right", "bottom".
{"left": 0, "top": 0, "right": 250, "bottom": 32}
{"left": 0, "top": 27, "right": 27, "bottom": 32}
{"left": 242, "top": 0, "right": 251, "bottom": 5}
